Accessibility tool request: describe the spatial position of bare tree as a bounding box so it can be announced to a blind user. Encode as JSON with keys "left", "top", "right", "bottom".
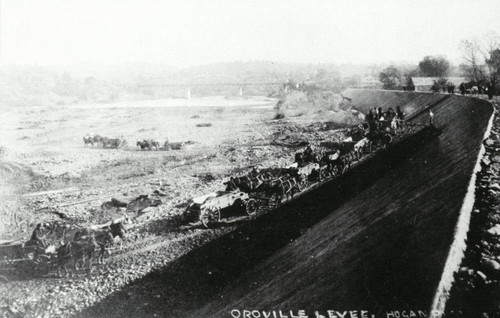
{"left": 459, "top": 39, "right": 483, "bottom": 82}
{"left": 459, "top": 32, "right": 500, "bottom": 83}
{"left": 481, "top": 31, "right": 500, "bottom": 58}
{"left": 481, "top": 31, "right": 500, "bottom": 83}
{"left": 486, "top": 49, "right": 500, "bottom": 86}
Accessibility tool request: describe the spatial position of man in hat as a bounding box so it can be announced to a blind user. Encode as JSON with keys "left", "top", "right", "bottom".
{"left": 224, "top": 177, "right": 239, "bottom": 192}
{"left": 29, "top": 223, "right": 48, "bottom": 248}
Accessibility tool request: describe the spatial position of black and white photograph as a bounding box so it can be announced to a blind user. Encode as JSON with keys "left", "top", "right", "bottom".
{"left": 1, "top": 0, "right": 500, "bottom": 317}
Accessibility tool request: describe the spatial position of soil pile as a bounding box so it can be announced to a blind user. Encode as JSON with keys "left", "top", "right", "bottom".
{"left": 275, "top": 90, "right": 361, "bottom": 125}
{"left": 0, "top": 162, "right": 37, "bottom": 239}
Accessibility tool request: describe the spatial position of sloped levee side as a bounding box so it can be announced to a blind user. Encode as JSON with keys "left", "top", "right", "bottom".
{"left": 344, "top": 89, "right": 448, "bottom": 120}
{"left": 193, "top": 91, "right": 493, "bottom": 317}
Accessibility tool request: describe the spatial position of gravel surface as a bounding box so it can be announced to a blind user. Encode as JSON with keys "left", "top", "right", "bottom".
{"left": 0, "top": 100, "right": 353, "bottom": 317}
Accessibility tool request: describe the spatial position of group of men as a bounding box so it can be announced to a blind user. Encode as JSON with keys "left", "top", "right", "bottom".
{"left": 28, "top": 223, "right": 51, "bottom": 248}
{"left": 224, "top": 166, "right": 266, "bottom": 192}
{"left": 367, "top": 105, "right": 436, "bottom": 128}
{"left": 365, "top": 106, "right": 406, "bottom": 131}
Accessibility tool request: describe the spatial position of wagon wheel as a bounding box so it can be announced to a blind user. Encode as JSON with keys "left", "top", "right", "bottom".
{"left": 200, "top": 206, "right": 220, "bottom": 228}
{"left": 245, "top": 199, "right": 258, "bottom": 216}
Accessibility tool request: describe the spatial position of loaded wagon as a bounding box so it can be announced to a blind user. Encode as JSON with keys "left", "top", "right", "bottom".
{"left": 0, "top": 239, "right": 57, "bottom": 278}
{"left": 287, "top": 162, "right": 321, "bottom": 189}
{"left": 339, "top": 136, "right": 371, "bottom": 161}
{"left": 186, "top": 190, "right": 258, "bottom": 227}
{"left": 0, "top": 222, "right": 93, "bottom": 278}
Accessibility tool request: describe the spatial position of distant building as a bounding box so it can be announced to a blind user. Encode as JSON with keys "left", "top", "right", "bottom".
{"left": 410, "top": 77, "right": 467, "bottom": 92}
{"left": 356, "top": 74, "right": 382, "bottom": 89}
{"left": 360, "top": 74, "right": 382, "bottom": 88}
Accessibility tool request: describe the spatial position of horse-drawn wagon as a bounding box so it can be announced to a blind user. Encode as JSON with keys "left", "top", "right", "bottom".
{"left": 0, "top": 239, "right": 57, "bottom": 277}
{"left": 287, "top": 161, "right": 321, "bottom": 189}
{"left": 0, "top": 219, "right": 128, "bottom": 279}
{"left": 186, "top": 190, "right": 258, "bottom": 227}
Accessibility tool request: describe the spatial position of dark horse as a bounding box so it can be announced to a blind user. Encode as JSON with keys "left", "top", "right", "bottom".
{"left": 368, "top": 130, "right": 393, "bottom": 149}
{"left": 57, "top": 228, "right": 114, "bottom": 276}
{"left": 320, "top": 150, "right": 350, "bottom": 177}
{"left": 83, "top": 136, "right": 94, "bottom": 147}
{"left": 57, "top": 236, "right": 96, "bottom": 277}
{"left": 137, "top": 140, "right": 152, "bottom": 150}
{"left": 259, "top": 176, "right": 299, "bottom": 208}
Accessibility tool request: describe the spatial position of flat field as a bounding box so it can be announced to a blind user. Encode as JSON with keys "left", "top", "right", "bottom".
{"left": 0, "top": 95, "right": 353, "bottom": 317}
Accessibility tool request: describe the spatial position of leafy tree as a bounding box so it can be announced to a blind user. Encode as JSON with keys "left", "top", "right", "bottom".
{"left": 379, "top": 66, "right": 401, "bottom": 89}
{"left": 400, "top": 66, "right": 419, "bottom": 90}
{"left": 418, "top": 56, "right": 450, "bottom": 77}
{"left": 431, "top": 78, "right": 449, "bottom": 93}
{"left": 486, "top": 48, "right": 500, "bottom": 84}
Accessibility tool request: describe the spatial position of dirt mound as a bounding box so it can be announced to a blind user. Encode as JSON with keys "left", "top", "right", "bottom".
{"left": 0, "top": 162, "right": 37, "bottom": 239}
{"left": 0, "top": 161, "right": 34, "bottom": 186}
{"left": 275, "top": 90, "right": 361, "bottom": 125}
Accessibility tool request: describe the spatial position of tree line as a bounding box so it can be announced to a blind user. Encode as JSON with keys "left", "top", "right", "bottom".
{"left": 0, "top": 62, "right": 354, "bottom": 107}
{"left": 379, "top": 31, "right": 500, "bottom": 95}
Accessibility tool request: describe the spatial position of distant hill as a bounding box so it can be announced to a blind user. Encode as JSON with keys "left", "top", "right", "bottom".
{"left": 0, "top": 61, "right": 383, "bottom": 107}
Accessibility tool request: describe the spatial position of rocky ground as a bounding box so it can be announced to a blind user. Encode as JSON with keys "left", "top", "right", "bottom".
{"left": 0, "top": 97, "right": 358, "bottom": 317}
{"left": 447, "top": 96, "right": 500, "bottom": 316}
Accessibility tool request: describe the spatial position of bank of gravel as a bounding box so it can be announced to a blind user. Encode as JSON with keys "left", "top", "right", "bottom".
{"left": 0, "top": 115, "right": 349, "bottom": 317}
{"left": 447, "top": 97, "right": 500, "bottom": 315}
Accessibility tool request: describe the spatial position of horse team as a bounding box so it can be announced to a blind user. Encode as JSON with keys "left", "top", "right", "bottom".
{"left": 84, "top": 135, "right": 182, "bottom": 151}
{"left": 136, "top": 139, "right": 161, "bottom": 150}
{"left": 28, "top": 221, "right": 128, "bottom": 277}
{"left": 83, "top": 135, "right": 127, "bottom": 148}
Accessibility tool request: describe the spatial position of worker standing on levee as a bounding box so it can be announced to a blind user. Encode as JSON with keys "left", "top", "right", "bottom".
{"left": 428, "top": 108, "right": 435, "bottom": 126}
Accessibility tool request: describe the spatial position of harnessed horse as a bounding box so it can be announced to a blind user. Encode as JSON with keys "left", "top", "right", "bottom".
{"left": 57, "top": 228, "right": 114, "bottom": 277}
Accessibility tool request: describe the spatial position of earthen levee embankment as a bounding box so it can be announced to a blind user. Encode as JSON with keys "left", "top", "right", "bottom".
{"left": 192, "top": 90, "right": 494, "bottom": 316}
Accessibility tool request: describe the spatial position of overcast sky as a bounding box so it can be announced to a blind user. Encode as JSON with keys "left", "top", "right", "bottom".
{"left": 1, "top": 0, "right": 499, "bottom": 67}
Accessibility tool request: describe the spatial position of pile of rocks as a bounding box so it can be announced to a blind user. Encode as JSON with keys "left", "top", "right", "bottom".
{"left": 449, "top": 100, "right": 500, "bottom": 313}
